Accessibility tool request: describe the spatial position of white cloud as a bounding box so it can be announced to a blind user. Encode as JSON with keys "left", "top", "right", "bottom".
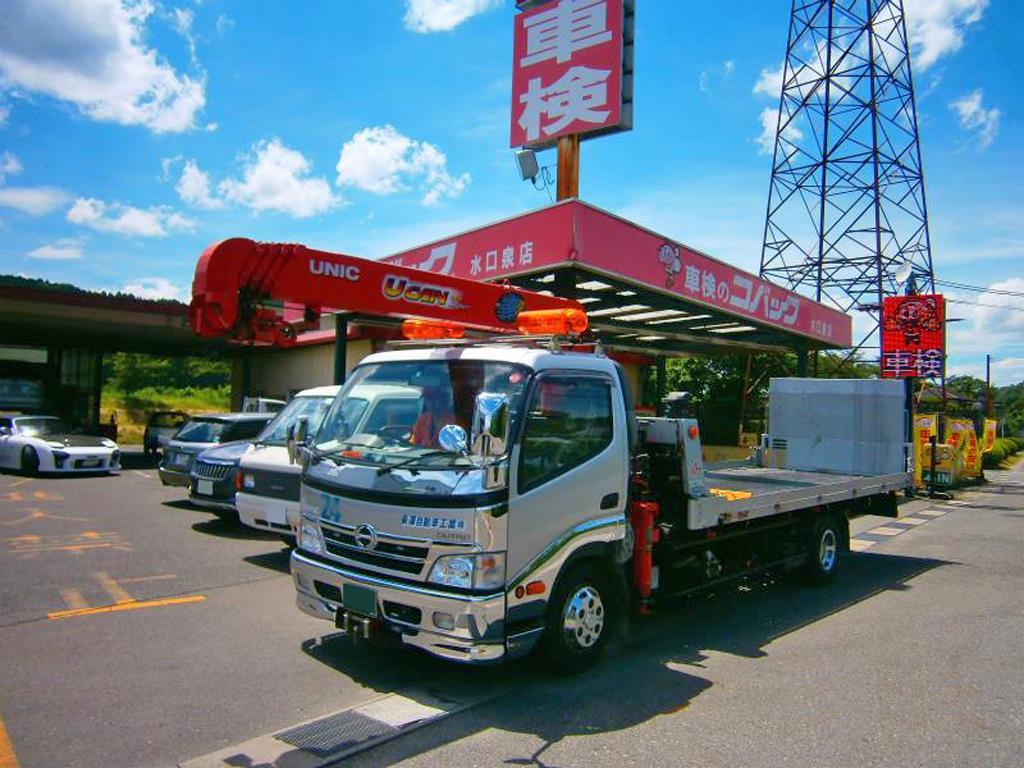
{"left": 170, "top": 6, "right": 197, "bottom": 64}
{"left": 700, "top": 61, "right": 735, "bottom": 93}
{"left": 176, "top": 159, "right": 223, "bottom": 209}
{"left": 27, "top": 237, "right": 85, "bottom": 260}
{"left": 215, "top": 13, "right": 234, "bottom": 37}
{"left": 0, "top": 0, "right": 205, "bottom": 133}
{"left": 753, "top": 63, "right": 784, "bottom": 98}
{"left": 121, "top": 277, "right": 187, "bottom": 301}
{"left": 0, "top": 151, "right": 22, "bottom": 182}
{"left": 0, "top": 155, "right": 68, "bottom": 214}
{"left": 904, "top": 0, "right": 988, "bottom": 70}
{"left": 67, "top": 197, "right": 196, "bottom": 237}
{"left": 0, "top": 186, "right": 69, "bottom": 215}
{"left": 946, "top": 278, "right": 1024, "bottom": 384}
{"left": 403, "top": 0, "right": 503, "bottom": 33}
{"left": 219, "top": 138, "right": 339, "bottom": 217}
{"left": 160, "top": 155, "right": 183, "bottom": 181}
{"left": 950, "top": 89, "right": 1000, "bottom": 149}
{"left": 336, "top": 125, "right": 469, "bottom": 206}
{"left": 755, "top": 107, "right": 803, "bottom": 155}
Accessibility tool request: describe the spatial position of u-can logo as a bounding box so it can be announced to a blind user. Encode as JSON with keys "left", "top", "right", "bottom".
{"left": 309, "top": 258, "right": 360, "bottom": 282}
{"left": 382, "top": 275, "right": 460, "bottom": 309}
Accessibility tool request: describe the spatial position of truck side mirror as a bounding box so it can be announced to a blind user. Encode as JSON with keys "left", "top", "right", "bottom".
{"left": 287, "top": 417, "right": 309, "bottom": 466}
{"left": 471, "top": 393, "right": 510, "bottom": 458}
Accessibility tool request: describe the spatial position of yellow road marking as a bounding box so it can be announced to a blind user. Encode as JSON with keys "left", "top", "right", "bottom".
{"left": 0, "top": 509, "right": 89, "bottom": 526}
{"left": 47, "top": 595, "right": 206, "bottom": 620}
{"left": 870, "top": 526, "right": 905, "bottom": 536}
{"left": 0, "top": 714, "right": 19, "bottom": 768}
{"left": 94, "top": 572, "right": 133, "bottom": 604}
{"left": 120, "top": 574, "right": 176, "bottom": 584}
{"left": 59, "top": 588, "right": 89, "bottom": 611}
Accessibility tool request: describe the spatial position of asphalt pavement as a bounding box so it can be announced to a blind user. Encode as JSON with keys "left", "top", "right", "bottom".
{"left": 0, "top": 456, "right": 1022, "bottom": 768}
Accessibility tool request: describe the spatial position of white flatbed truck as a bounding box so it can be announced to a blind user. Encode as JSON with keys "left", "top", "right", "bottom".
{"left": 289, "top": 341, "right": 912, "bottom": 671}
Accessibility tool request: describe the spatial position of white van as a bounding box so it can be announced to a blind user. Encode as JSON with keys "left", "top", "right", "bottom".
{"left": 236, "top": 383, "right": 421, "bottom": 541}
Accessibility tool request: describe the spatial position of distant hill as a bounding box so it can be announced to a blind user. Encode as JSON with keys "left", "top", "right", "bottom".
{"left": 0, "top": 274, "right": 186, "bottom": 308}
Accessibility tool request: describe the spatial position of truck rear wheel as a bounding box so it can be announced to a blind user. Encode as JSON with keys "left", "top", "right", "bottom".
{"left": 539, "top": 562, "right": 614, "bottom": 674}
{"left": 803, "top": 515, "right": 843, "bottom": 585}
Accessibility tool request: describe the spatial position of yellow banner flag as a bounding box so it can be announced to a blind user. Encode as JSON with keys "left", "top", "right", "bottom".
{"left": 913, "top": 413, "right": 938, "bottom": 487}
{"left": 983, "top": 419, "right": 998, "bottom": 453}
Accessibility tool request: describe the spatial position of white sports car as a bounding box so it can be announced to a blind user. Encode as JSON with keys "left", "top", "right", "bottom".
{"left": 0, "top": 415, "right": 121, "bottom": 475}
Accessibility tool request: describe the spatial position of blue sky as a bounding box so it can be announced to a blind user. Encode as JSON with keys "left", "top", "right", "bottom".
{"left": 0, "top": 0, "right": 1020, "bottom": 382}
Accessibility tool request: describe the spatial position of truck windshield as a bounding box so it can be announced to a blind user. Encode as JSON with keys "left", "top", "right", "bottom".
{"left": 314, "top": 360, "right": 529, "bottom": 469}
{"left": 257, "top": 395, "right": 335, "bottom": 446}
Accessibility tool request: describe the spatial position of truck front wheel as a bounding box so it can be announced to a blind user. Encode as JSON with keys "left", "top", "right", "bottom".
{"left": 539, "top": 562, "right": 615, "bottom": 674}
{"left": 803, "top": 515, "right": 844, "bottom": 585}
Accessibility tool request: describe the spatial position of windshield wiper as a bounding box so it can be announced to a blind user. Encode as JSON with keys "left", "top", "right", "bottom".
{"left": 376, "top": 449, "right": 457, "bottom": 476}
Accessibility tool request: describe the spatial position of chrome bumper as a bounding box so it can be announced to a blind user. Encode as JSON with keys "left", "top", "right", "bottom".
{"left": 291, "top": 549, "right": 508, "bottom": 664}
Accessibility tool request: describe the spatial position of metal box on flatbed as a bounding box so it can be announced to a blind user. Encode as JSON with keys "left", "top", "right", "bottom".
{"left": 767, "top": 378, "right": 906, "bottom": 476}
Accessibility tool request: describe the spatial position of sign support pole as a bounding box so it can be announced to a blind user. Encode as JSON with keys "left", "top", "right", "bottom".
{"left": 556, "top": 134, "right": 580, "bottom": 200}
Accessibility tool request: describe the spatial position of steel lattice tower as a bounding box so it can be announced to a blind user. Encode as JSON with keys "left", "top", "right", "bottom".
{"left": 759, "top": 0, "right": 935, "bottom": 356}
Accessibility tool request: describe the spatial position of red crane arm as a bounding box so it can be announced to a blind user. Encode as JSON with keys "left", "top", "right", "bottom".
{"left": 189, "top": 238, "right": 584, "bottom": 345}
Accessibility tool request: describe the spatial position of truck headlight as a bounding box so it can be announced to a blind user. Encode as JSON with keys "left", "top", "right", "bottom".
{"left": 429, "top": 552, "right": 505, "bottom": 591}
{"left": 299, "top": 515, "right": 325, "bottom": 556}
{"left": 241, "top": 472, "right": 255, "bottom": 489}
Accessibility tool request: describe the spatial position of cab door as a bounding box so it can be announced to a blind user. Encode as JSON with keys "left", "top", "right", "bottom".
{"left": 507, "top": 371, "right": 629, "bottom": 582}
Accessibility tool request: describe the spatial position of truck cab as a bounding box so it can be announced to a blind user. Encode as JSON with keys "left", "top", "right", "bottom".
{"left": 291, "top": 344, "right": 631, "bottom": 666}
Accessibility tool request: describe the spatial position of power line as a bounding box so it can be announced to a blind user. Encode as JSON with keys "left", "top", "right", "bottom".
{"left": 935, "top": 279, "right": 1024, "bottom": 298}
{"left": 946, "top": 298, "right": 1024, "bottom": 313}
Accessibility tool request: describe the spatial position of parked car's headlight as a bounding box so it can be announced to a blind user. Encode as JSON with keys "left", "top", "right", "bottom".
{"left": 46, "top": 441, "right": 64, "bottom": 449}
{"left": 300, "top": 485, "right": 326, "bottom": 518}
{"left": 298, "top": 515, "right": 325, "bottom": 555}
{"left": 429, "top": 552, "right": 505, "bottom": 591}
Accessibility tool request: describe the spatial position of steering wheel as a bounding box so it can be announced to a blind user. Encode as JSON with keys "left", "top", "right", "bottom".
{"left": 377, "top": 425, "right": 411, "bottom": 445}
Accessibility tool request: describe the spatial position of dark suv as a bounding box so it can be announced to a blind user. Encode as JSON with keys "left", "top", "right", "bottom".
{"left": 158, "top": 413, "right": 272, "bottom": 487}
{"left": 143, "top": 410, "right": 188, "bottom": 457}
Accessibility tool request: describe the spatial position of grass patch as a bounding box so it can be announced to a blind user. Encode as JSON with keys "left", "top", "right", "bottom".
{"left": 101, "top": 386, "right": 231, "bottom": 445}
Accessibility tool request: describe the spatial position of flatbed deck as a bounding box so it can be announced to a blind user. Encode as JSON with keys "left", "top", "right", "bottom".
{"left": 697, "top": 465, "right": 911, "bottom": 528}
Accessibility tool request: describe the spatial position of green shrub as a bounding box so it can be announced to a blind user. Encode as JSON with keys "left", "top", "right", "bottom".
{"left": 984, "top": 445, "right": 1007, "bottom": 468}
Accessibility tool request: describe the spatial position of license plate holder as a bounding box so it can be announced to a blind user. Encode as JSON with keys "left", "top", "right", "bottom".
{"left": 197, "top": 479, "right": 213, "bottom": 496}
{"left": 342, "top": 583, "right": 377, "bottom": 618}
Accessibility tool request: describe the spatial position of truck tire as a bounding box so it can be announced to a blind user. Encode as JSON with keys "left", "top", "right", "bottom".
{"left": 21, "top": 447, "right": 40, "bottom": 476}
{"left": 539, "top": 562, "right": 615, "bottom": 674}
{"left": 803, "top": 514, "right": 843, "bottom": 585}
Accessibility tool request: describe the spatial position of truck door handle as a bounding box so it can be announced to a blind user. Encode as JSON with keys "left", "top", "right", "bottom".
{"left": 600, "top": 493, "right": 619, "bottom": 510}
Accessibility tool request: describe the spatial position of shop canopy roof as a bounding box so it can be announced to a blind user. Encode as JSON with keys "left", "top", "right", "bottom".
{"left": 376, "top": 199, "right": 851, "bottom": 357}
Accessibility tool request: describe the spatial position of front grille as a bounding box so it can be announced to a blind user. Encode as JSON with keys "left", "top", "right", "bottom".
{"left": 193, "top": 461, "right": 233, "bottom": 480}
{"left": 249, "top": 469, "right": 301, "bottom": 500}
{"left": 320, "top": 522, "right": 428, "bottom": 576}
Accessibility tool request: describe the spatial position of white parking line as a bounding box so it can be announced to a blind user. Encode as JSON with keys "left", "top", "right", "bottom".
{"left": 132, "top": 471, "right": 154, "bottom": 480}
